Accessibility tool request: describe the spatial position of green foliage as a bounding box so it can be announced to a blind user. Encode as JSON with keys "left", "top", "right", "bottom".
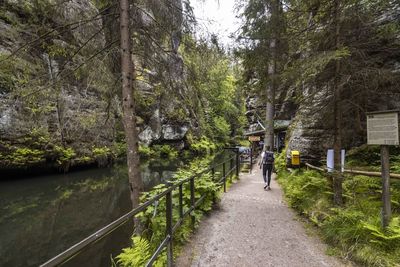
{"left": 116, "top": 237, "right": 154, "bottom": 267}
{"left": 3, "top": 147, "right": 45, "bottom": 166}
{"left": 54, "top": 146, "right": 76, "bottom": 164}
{"left": 139, "top": 144, "right": 181, "bottom": 160}
{"left": 138, "top": 145, "right": 153, "bottom": 159}
{"left": 90, "top": 0, "right": 114, "bottom": 10}
{"left": 277, "top": 164, "right": 400, "bottom": 266}
{"left": 274, "top": 149, "right": 288, "bottom": 174}
{"left": 116, "top": 155, "right": 233, "bottom": 266}
{"left": 152, "top": 145, "right": 179, "bottom": 159}
{"left": 113, "top": 142, "right": 127, "bottom": 158}
{"left": 189, "top": 136, "right": 216, "bottom": 155}
{"left": 362, "top": 217, "right": 400, "bottom": 248}
{"left": 0, "top": 52, "right": 33, "bottom": 93}
{"left": 347, "top": 145, "right": 400, "bottom": 173}
{"left": 92, "top": 146, "right": 111, "bottom": 157}
{"left": 212, "top": 116, "right": 231, "bottom": 144}
{"left": 181, "top": 36, "right": 246, "bottom": 146}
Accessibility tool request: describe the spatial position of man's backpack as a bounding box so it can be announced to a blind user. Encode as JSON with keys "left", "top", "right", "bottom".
{"left": 263, "top": 151, "right": 274, "bottom": 164}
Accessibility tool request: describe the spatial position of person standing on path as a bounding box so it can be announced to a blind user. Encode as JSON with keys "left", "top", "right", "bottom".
{"left": 259, "top": 146, "right": 274, "bottom": 190}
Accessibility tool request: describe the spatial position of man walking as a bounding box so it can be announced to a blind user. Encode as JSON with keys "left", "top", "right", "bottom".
{"left": 259, "top": 146, "right": 274, "bottom": 190}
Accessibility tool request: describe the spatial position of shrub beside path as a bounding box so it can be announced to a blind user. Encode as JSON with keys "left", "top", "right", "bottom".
{"left": 176, "top": 165, "right": 345, "bottom": 267}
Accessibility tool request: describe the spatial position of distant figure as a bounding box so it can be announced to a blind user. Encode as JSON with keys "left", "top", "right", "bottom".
{"left": 259, "top": 146, "right": 274, "bottom": 190}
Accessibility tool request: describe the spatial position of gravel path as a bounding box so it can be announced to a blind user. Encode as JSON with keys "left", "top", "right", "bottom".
{"left": 175, "top": 166, "right": 344, "bottom": 267}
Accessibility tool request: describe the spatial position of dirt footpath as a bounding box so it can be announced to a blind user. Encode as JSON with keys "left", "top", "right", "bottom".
{"left": 176, "top": 166, "right": 344, "bottom": 267}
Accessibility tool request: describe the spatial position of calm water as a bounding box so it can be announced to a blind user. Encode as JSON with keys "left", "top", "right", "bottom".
{"left": 0, "top": 152, "right": 233, "bottom": 267}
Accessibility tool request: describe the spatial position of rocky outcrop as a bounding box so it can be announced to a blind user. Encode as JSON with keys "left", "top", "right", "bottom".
{"left": 245, "top": 6, "right": 400, "bottom": 163}
{"left": 0, "top": 0, "right": 192, "bottom": 173}
{"left": 285, "top": 6, "right": 400, "bottom": 162}
{"left": 286, "top": 85, "right": 334, "bottom": 162}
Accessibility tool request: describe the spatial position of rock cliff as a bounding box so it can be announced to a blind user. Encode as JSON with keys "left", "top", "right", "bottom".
{"left": 0, "top": 0, "right": 192, "bottom": 173}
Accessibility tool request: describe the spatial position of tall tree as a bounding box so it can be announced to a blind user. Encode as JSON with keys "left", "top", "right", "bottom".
{"left": 264, "top": 0, "right": 280, "bottom": 151}
{"left": 236, "top": 0, "right": 286, "bottom": 151}
{"left": 120, "top": 0, "right": 143, "bottom": 208}
{"left": 332, "top": 0, "right": 343, "bottom": 206}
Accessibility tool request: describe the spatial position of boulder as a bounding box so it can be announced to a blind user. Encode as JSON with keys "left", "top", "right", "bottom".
{"left": 161, "top": 124, "right": 189, "bottom": 141}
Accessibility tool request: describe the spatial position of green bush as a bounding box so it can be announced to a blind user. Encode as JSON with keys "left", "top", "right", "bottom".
{"left": 151, "top": 145, "right": 179, "bottom": 159}
{"left": 189, "top": 136, "right": 216, "bottom": 155}
{"left": 138, "top": 145, "right": 153, "bottom": 158}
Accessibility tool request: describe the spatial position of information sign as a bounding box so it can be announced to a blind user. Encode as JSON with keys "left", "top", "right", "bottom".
{"left": 367, "top": 111, "right": 399, "bottom": 145}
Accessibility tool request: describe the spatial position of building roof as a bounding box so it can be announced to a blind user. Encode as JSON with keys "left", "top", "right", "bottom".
{"left": 244, "top": 120, "right": 291, "bottom": 136}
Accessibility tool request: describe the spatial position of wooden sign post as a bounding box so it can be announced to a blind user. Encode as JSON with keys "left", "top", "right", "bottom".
{"left": 367, "top": 110, "right": 399, "bottom": 228}
{"left": 248, "top": 136, "right": 261, "bottom": 142}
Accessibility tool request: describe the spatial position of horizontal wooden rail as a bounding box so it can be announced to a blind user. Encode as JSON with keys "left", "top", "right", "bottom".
{"left": 40, "top": 152, "right": 241, "bottom": 267}
{"left": 305, "top": 163, "right": 400, "bottom": 180}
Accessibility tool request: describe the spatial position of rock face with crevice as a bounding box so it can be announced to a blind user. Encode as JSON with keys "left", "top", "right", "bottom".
{"left": 0, "top": 0, "right": 192, "bottom": 173}
{"left": 286, "top": 6, "right": 400, "bottom": 162}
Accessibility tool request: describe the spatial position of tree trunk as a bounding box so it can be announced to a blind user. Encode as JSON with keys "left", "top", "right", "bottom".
{"left": 120, "top": 0, "right": 143, "bottom": 209}
{"left": 332, "top": 0, "right": 343, "bottom": 206}
{"left": 264, "top": 0, "right": 279, "bottom": 151}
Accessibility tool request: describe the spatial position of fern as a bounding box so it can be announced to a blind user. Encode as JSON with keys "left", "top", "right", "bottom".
{"left": 362, "top": 217, "right": 400, "bottom": 247}
{"left": 115, "top": 154, "right": 230, "bottom": 266}
{"left": 117, "top": 237, "right": 151, "bottom": 267}
{"left": 276, "top": 154, "right": 400, "bottom": 266}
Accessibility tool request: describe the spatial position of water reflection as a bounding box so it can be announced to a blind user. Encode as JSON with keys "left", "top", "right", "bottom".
{"left": 0, "top": 158, "right": 183, "bottom": 267}
{"left": 0, "top": 152, "right": 233, "bottom": 267}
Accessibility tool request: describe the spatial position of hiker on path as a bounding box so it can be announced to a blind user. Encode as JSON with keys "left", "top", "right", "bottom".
{"left": 259, "top": 146, "right": 274, "bottom": 190}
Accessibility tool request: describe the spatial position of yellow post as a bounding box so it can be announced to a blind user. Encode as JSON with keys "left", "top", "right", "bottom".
{"left": 291, "top": 150, "right": 300, "bottom": 167}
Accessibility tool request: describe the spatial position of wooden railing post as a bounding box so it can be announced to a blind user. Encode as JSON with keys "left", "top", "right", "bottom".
{"left": 381, "top": 145, "right": 391, "bottom": 228}
{"left": 211, "top": 167, "right": 216, "bottom": 203}
{"left": 178, "top": 184, "right": 183, "bottom": 218}
{"left": 190, "top": 177, "right": 195, "bottom": 229}
{"left": 250, "top": 148, "right": 253, "bottom": 174}
{"left": 223, "top": 162, "right": 226, "bottom": 193}
{"left": 236, "top": 149, "right": 240, "bottom": 179}
{"left": 230, "top": 158, "right": 234, "bottom": 182}
{"left": 166, "top": 191, "right": 173, "bottom": 267}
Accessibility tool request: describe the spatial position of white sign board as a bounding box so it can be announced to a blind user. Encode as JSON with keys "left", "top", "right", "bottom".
{"left": 367, "top": 111, "right": 399, "bottom": 145}
{"left": 327, "top": 149, "right": 334, "bottom": 172}
{"left": 326, "top": 149, "right": 345, "bottom": 173}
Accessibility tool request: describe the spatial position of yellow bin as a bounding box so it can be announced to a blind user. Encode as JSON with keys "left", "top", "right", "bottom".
{"left": 291, "top": 150, "right": 300, "bottom": 166}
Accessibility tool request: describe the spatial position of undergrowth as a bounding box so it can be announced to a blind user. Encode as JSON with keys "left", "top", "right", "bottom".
{"left": 347, "top": 145, "right": 400, "bottom": 173}
{"left": 116, "top": 155, "right": 236, "bottom": 266}
{"left": 276, "top": 150, "right": 400, "bottom": 267}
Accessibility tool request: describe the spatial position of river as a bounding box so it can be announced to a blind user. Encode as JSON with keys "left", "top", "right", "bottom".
{"left": 0, "top": 151, "right": 234, "bottom": 267}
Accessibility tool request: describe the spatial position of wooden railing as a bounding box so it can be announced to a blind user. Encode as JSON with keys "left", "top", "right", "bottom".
{"left": 305, "top": 163, "right": 400, "bottom": 179}
{"left": 40, "top": 150, "right": 240, "bottom": 267}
